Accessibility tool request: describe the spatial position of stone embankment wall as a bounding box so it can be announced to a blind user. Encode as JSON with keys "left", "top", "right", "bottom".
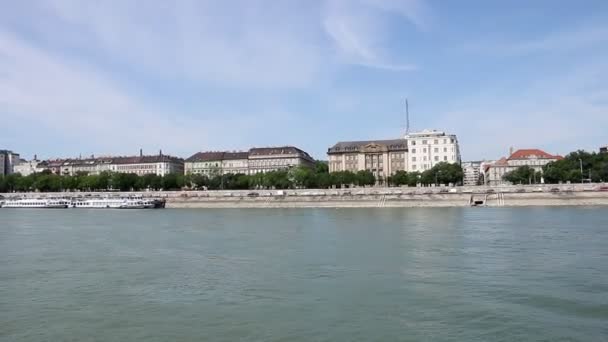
{"left": 3, "top": 183, "right": 608, "bottom": 208}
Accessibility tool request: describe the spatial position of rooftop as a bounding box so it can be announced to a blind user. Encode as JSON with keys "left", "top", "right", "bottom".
{"left": 249, "top": 146, "right": 314, "bottom": 160}
{"left": 328, "top": 139, "right": 407, "bottom": 154}
{"left": 186, "top": 151, "right": 249, "bottom": 162}
{"left": 507, "top": 149, "right": 562, "bottom": 160}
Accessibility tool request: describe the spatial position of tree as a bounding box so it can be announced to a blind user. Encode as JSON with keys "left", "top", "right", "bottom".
{"left": 503, "top": 166, "right": 538, "bottom": 184}
{"left": 420, "top": 162, "right": 464, "bottom": 186}
{"left": 389, "top": 170, "right": 408, "bottom": 186}
{"left": 356, "top": 170, "right": 375, "bottom": 186}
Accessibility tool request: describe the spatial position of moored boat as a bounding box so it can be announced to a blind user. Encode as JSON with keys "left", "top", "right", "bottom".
{"left": 2, "top": 198, "right": 71, "bottom": 208}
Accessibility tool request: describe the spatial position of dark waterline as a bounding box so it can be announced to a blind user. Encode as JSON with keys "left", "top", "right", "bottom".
{"left": 1, "top": 207, "right": 608, "bottom": 341}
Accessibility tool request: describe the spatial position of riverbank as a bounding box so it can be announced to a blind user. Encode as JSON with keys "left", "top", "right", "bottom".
{"left": 3, "top": 184, "right": 608, "bottom": 208}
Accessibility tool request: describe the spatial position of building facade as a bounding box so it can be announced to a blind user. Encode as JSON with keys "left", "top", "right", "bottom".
{"left": 185, "top": 146, "right": 315, "bottom": 176}
{"left": 601, "top": 145, "right": 608, "bottom": 154}
{"left": 248, "top": 146, "right": 315, "bottom": 174}
{"left": 185, "top": 151, "right": 249, "bottom": 176}
{"left": 327, "top": 129, "right": 461, "bottom": 182}
{"left": 0, "top": 150, "right": 20, "bottom": 175}
{"left": 13, "top": 158, "right": 42, "bottom": 176}
{"left": 404, "top": 130, "right": 461, "bottom": 172}
{"left": 484, "top": 148, "right": 562, "bottom": 185}
{"left": 462, "top": 161, "right": 482, "bottom": 186}
{"left": 110, "top": 154, "right": 184, "bottom": 176}
{"left": 59, "top": 158, "right": 113, "bottom": 176}
{"left": 327, "top": 140, "right": 408, "bottom": 181}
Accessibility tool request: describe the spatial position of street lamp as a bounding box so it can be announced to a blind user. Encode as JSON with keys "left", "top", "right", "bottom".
{"left": 578, "top": 158, "right": 583, "bottom": 184}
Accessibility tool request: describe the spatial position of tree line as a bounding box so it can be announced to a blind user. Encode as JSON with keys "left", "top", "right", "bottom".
{"left": 503, "top": 150, "right": 608, "bottom": 184}
{"left": 0, "top": 161, "right": 465, "bottom": 193}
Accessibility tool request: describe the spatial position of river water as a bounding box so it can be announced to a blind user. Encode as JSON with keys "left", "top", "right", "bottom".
{"left": 1, "top": 207, "right": 607, "bottom": 341}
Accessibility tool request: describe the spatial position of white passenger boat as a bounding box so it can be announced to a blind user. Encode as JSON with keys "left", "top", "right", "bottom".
{"left": 2, "top": 198, "right": 71, "bottom": 208}
{"left": 71, "top": 197, "right": 158, "bottom": 209}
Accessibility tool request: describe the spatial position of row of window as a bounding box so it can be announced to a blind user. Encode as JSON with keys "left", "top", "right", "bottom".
{"left": 412, "top": 155, "right": 451, "bottom": 162}
{"left": 411, "top": 147, "right": 455, "bottom": 154}
{"left": 410, "top": 138, "right": 455, "bottom": 146}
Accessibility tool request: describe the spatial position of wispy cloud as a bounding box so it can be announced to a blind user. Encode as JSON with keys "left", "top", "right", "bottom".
{"left": 322, "top": 0, "right": 424, "bottom": 71}
{"left": 462, "top": 24, "right": 608, "bottom": 56}
{"left": 431, "top": 61, "right": 608, "bottom": 160}
{"left": 0, "top": 30, "right": 303, "bottom": 157}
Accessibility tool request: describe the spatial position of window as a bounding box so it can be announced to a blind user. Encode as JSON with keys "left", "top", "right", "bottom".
{"left": 422, "top": 140, "right": 427, "bottom": 144}
{"left": 412, "top": 157, "right": 416, "bottom": 162}
{"left": 444, "top": 156, "right": 448, "bottom": 161}
{"left": 423, "top": 148, "right": 427, "bottom": 153}
{"left": 444, "top": 139, "right": 447, "bottom": 144}
{"left": 434, "top": 139, "right": 438, "bottom": 144}
{"left": 423, "top": 156, "right": 427, "bottom": 161}
{"left": 412, "top": 164, "right": 417, "bottom": 170}
{"left": 444, "top": 147, "right": 447, "bottom": 152}
{"left": 434, "top": 156, "right": 439, "bottom": 161}
{"left": 412, "top": 148, "right": 416, "bottom": 153}
{"left": 411, "top": 141, "right": 416, "bottom": 146}
{"left": 434, "top": 148, "right": 439, "bottom": 153}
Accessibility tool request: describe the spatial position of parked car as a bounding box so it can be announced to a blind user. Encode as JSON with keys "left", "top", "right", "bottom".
{"left": 597, "top": 186, "right": 608, "bottom": 192}
{"left": 515, "top": 188, "right": 526, "bottom": 193}
{"left": 550, "top": 188, "right": 560, "bottom": 193}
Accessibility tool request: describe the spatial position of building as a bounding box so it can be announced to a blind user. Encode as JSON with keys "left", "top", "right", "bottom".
{"left": 35, "top": 152, "right": 184, "bottom": 177}
{"left": 462, "top": 161, "right": 482, "bottom": 186}
{"left": 404, "top": 129, "right": 461, "bottom": 172}
{"left": 248, "top": 146, "right": 315, "bottom": 174}
{"left": 59, "top": 157, "right": 113, "bottom": 176}
{"left": 601, "top": 145, "right": 608, "bottom": 154}
{"left": 0, "top": 150, "right": 20, "bottom": 175}
{"left": 484, "top": 148, "right": 562, "bottom": 185}
{"left": 327, "top": 139, "right": 408, "bottom": 181}
{"left": 185, "top": 146, "right": 315, "bottom": 176}
{"left": 327, "top": 129, "right": 461, "bottom": 182}
{"left": 13, "top": 157, "right": 43, "bottom": 176}
{"left": 185, "top": 151, "right": 249, "bottom": 176}
{"left": 110, "top": 153, "right": 184, "bottom": 176}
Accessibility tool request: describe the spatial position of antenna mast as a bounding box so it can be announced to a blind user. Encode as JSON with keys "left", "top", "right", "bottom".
{"left": 405, "top": 99, "right": 410, "bottom": 136}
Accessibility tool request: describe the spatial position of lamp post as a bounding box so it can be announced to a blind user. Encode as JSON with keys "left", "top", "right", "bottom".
{"left": 578, "top": 158, "right": 583, "bottom": 184}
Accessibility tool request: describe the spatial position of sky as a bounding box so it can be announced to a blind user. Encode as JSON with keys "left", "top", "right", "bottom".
{"left": 1, "top": 0, "right": 608, "bottom": 161}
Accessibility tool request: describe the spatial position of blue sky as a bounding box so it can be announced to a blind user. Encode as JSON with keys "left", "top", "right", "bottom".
{"left": 1, "top": 0, "right": 608, "bottom": 161}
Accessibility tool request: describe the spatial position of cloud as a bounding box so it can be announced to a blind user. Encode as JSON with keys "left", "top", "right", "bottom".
{"left": 322, "top": 0, "right": 423, "bottom": 71}
{"left": 0, "top": 0, "right": 426, "bottom": 159}
{"left": 0, "top": 30, "right": 299, "bottom": 157}
{"left": 430, "top": 62, "right": 608, "bottom": 160}
{"left": 462, "top": 24, "right": 608, "bottom": 56}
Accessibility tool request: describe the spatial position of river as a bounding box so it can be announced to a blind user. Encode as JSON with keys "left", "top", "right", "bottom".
{"left": 1, "top": 207, "right": 607, "bottom": 341}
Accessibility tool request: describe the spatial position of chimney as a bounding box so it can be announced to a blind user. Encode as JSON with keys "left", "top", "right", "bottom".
{"left": 509, "top": 146, "right": 514, "bottom": 156}
{"left": 34, "top": 154, "right": 37, "bottom": 161}
{"left": 139, "top": 149, "right": 143, "bottom": 157}
{"left": 159, "top": 149, "right": 162, "bottom": 156}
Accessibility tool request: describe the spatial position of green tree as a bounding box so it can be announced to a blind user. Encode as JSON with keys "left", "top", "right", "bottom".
{"left": 389, "top": 170, "right": 408, "bottom": 186}
{"left": 355, "top": 170, "right": 375, "bottom": 186}
{"left": 503, "top": 166, "right": 538, "bottom": 184}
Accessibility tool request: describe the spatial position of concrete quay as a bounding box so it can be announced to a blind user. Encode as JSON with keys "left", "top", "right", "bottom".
{"left": 3, "top": 183, "right": 608, "bottom": 208}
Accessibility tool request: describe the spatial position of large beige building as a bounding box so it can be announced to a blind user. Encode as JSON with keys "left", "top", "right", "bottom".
{"left": 327, "top": 129, "right": 461, "bottom": 181}
{"left": 110, "top": 154, "right": 184, "bottom": 176}
{"left": 484, "top": 148, "right": 562, "bottom": 185}
{"left": 185, "top": 151, "right": 249, "bottom": 176}
{"left": 36, "top": 153, "right": 184, "bottom": 177}
{"left": 184, "top": 146, "right": 315, "bottom": 176}
{"left": 248, "top": 146, "right": 314, "bottom": 174}
{"left": 327, "top": 139, "right": 408, "bottom": 181}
